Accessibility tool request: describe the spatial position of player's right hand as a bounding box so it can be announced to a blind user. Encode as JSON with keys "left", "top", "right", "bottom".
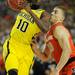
{"left": 19, "top": 0, "right": 32, "bottom": 13}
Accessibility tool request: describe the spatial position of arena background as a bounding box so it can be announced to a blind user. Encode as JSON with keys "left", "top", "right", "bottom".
{"left": 0, "top": 0, "right": 75, "bottom": 75}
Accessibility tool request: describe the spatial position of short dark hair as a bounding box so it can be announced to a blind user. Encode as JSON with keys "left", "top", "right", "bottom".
{"left": 27, "top": 0, "right": 38, "bottom": 4}
{"left": 27, "top": 0, "right": 40, "bottom": 9}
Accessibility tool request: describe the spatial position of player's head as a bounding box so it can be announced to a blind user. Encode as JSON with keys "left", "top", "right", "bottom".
{"left": 27, "top": 0, "right": 40, "bottom": 3}
{"left": 27, "top": 0, "right": 41, "bottom": 9}
{"left": 51, "top": 6, "right": 66, "bottom": 23}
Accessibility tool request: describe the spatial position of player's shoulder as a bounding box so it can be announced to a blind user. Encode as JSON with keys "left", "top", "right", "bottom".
{"left": 32, "top": 9, "right": 45, "bottom": 18}
{"left": 54, "top": 25, "right": 70, "bottom": 38}
{"left": 54, "top": 25, "right": 68, "bottom": 33}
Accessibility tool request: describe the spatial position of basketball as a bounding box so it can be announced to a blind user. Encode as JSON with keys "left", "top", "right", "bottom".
{"left": 7, "top": 0, "right": 24, "bottom": 11}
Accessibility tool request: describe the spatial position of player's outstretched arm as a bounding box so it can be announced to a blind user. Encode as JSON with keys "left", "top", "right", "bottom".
{"left": 23, "top": 5, "right": 50, "bottom": 33}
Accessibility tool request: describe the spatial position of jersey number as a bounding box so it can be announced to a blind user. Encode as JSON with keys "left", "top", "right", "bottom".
{"left": 17, "top": 19, "right": 29, "bottom": 32}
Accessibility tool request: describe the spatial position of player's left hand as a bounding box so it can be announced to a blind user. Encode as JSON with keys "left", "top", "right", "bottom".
{"left": 18, "top": 0, "right": 29, "bottom": 9}
{"left": 50, "top": 67, "right": 59, "bottom": 75}
{"left": 31, "top": 42, "right": 39, "bottom": 54}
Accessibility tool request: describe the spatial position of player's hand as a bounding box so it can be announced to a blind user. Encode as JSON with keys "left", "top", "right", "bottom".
{"left": 18, "top": 0, "right": 24, "bottom": 8}
{"left": 50, "top": 67, "right": 59, "bottom": 75}
{"left": 50, "top": 70, "right": 59, "bottom": 75}
{"left": 31, "top": 42, "right": 39, "bottom": 54}
{"left": 18, "top": 0, "right": 29, "bottom": 9}
{"left": 18, "top": 0, "right": 31, "bottom": 12}
{"left": 31, "top": 42, "right": 37, "bottom": 50}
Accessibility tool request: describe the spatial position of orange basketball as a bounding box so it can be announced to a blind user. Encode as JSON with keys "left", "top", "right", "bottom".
{"left": 7, "top": 0, "right": 23, "bottom": 11}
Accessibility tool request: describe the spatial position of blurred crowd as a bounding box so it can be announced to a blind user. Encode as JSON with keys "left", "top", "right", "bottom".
{"left": 0, "top": 0, "right": 75, "bottom": 75}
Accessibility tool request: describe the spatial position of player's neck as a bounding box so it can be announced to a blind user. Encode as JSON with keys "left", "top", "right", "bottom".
{"left": 31, "top": 4, "right": 40, "bottom": 10}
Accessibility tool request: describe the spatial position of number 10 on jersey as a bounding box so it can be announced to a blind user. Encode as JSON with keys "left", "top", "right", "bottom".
{"left": 17, "top": 19, "right": 29, "bottom": 32}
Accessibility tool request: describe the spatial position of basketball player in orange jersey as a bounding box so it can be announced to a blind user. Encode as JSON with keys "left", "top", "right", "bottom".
{"left": 31, "top": 6, "right": 75, "bottom": 75}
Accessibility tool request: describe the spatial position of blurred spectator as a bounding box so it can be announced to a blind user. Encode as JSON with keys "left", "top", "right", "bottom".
{"left": 0, "top": 53, "right": 6, "bottom": 75}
